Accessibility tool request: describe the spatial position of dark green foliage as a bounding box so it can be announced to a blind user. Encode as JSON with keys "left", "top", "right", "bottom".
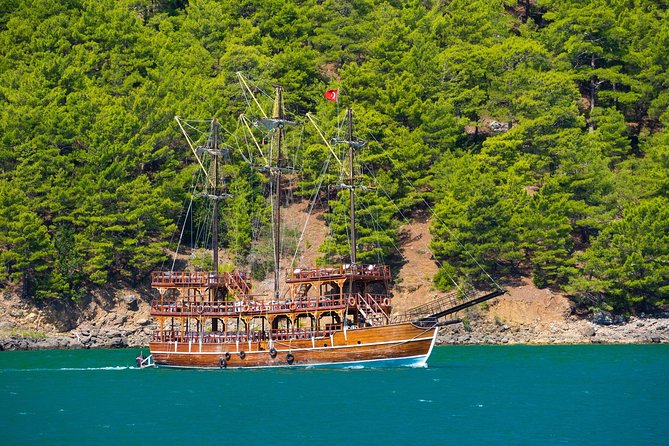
{"left": 0, "top": 0, "right": 667, "bottom": 315}
{"left": 569, "top": 197, "right": 669, "bottom": 313}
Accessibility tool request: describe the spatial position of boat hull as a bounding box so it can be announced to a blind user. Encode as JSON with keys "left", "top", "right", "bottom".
{"left": 149, "top": 323, "right": 438, "bottom": 369}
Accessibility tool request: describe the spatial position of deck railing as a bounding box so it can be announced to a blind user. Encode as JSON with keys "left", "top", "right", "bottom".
{"left": 151, "top": 328, "right": 341, "bottom": 343}
{"left": 150, "top": 292, "right": 393, "bottom": 316}
{"left": 151, "top": 270, "right": 252, "bottom": 294}
{"left": 287, "top": 263, "right": 391, "bottom": 282}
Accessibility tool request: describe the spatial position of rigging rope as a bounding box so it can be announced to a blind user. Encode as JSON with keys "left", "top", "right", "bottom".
{"left": 358, "top": 160, "right": 455, "bottom": 290}
{"left": 289, "top": 152, "right": 333, "bottom": 268}
{"left": 171, "top": 192, "right": 195, "bottom": 272}
{"left": 366, "top": 132, "right": 503, "bottom": 291}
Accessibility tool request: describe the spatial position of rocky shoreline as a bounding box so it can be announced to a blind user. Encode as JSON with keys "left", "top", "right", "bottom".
{"left": 438, "top": 314, "right": 669, "bottom": 346}
{"left": 2, "top": 315, "right": 668, "bottom": 351}
{"left": 1, "top": 283, "right": 667, "bottom": 351}
{"left": 0, "top": 322, "right": 154, "bottom": 351}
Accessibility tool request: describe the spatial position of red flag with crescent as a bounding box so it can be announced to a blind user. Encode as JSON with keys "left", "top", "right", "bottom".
{"left": 324, "top": 89, "right": 338, "bottom": 102}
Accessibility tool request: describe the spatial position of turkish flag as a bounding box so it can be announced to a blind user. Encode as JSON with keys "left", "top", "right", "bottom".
{"left": 324, "top": 89, "right": 338, "bottom": 102}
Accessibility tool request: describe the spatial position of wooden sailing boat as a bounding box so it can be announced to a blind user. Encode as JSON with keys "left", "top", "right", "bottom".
{"left": 144, "top": 83, "right": 504, "bottom": 369}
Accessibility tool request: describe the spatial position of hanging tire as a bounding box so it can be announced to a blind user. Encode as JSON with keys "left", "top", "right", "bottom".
{"left": 239, "top": 351, "right": 246, "bottom": 360}
{"left": 269, "top": 347, "right": 277, "bottom": 359}
{"left": 224, "top": 352, "right": 231, "bottom": 361}
{"left": 286, "top": 353, "right": 295, "bottom": 365}
{"left": 219, "top": 358, "right": 227, "bottom": 369}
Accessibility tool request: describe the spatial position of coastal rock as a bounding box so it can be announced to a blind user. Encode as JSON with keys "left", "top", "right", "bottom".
{"left": 0, "top": 320, "right": 16, "bottom": 331}
{"left": 122, "top": 294, "right": 139, "bottom": 311}
{"left": 9, "top": 309, "right": 24, "bottom": 318}
{"left": 36, "top": 338, "right": 61, "bottom": 350}
{"left": 592, "top": 311, "right": 614, "bottom": 325}
{"left": 580, "top": 325, "right": 596, "bottom": 337}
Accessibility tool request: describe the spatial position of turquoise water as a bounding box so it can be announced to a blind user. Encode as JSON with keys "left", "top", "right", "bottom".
{"left": 1, "top": 345, "right": 667, "bottom": 445}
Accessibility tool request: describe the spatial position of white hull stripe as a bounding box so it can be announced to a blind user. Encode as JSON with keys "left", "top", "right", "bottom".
{"left": 155, "top": 353, "right": 430, "bottom": 369}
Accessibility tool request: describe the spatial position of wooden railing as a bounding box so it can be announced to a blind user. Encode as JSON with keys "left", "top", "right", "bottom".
{"left": 287, "top": 264, "right": 391, "bottom": 282}
{"left": 151, "top": 292, "right": 393, "bottom": 317}
{"left": 152, "top": 295, "right": 348, "bottom": 316}
{"left": 151, "top": 270, "right": 252, "bottom": 294}
{"left": 151, "top": 328, "right": 340, "bottom": 343}
{"left": 392, "top": 289, "right": 505, "bottom": 325}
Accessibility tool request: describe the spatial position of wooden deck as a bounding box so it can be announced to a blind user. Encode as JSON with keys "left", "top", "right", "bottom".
{"left": 151, "top": 270, "right": 251, "bottom": 294}
{"left": 150, "top": 293, "right": 391, "bottom": 317}
{"left": 286, "top": 264, "right": 391, "bottom": 283}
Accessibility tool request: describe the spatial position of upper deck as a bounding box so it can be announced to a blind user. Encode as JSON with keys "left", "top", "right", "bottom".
{"left": 286, "top": 264, "right": 391, "bottom": 283}
{"left": 151, "top": 270, "right": 251, "bottom": 294}
{"left": 150, "top": 292, "right": 391, "bottom": 318}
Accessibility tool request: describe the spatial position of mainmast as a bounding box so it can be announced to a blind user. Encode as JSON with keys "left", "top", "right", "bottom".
{"left": 347, "top": 108, "right": 357, "bottom": 265}
{"left": 212, "top": 118, "right": 220, "bottom": 272}
{"left": 272, "top": 86, "right": 284, "bottom": 300}
{"left": 205, "top": 118, "right": 229, "bottom": 275}
{"left": 237, "top": 75, "right": 295, "bottom": 300}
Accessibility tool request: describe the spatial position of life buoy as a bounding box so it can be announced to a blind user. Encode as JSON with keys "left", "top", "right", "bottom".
{"left": 383, "top": 298, "right": 391, "bottom": 307}
{"left": 242, "top": 303, "right": 250, "bottom": 312}
{"left": 286, "top": 353, "right": 295, "bottom": 365}
{"left": 224, "top": 352, "right": 231, "bottom": 361}
{"left": 348, "top": 296, "right": 357, "bottom": 306}
{"left": 219, "top": 358, "right": 227, "bottom": 369}
{"left": 197, "top": 305, "right": 204, "bottom": 314}
{"left": 239, "top": 351, "right": 246, "bottom": 360}
{"left": 269, "top": 347, "right": 277, "bottom": 359}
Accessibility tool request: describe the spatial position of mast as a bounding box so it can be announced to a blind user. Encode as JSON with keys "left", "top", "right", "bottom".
{"left": 347, "top": 108, "right": 356, "bottom": 265}
{"left": 212, "top": 118, "right": 219, "bottom": 273}
{"left": 273, "top": 86, "right": 283, "bottom": 300}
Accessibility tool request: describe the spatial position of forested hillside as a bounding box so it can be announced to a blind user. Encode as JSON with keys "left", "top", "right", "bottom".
{"left": 1, "top": 0, "right": 667, "bottom": 314}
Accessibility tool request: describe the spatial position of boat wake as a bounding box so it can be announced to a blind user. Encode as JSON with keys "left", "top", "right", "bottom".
{"left": 2, "top": 366, "right": 133, "bottom": 372}
{"left": 60, "top": 366, "right": 132, "bottom": 371}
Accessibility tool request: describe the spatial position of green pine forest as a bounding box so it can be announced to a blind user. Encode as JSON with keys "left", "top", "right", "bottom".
{"left": 1, "top": 0, "right": 668, "bottom": 315}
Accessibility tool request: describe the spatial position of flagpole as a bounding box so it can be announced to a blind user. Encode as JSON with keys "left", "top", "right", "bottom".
{"left": 336, "top": 84, "right": 340, "bottom": 120}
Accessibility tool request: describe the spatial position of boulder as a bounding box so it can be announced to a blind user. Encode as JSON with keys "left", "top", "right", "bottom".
{"left": 580, "top": 325, "right": 596, "bottom": 337}
{"left": 592, "top": 310, "right": 614, "bottom": 325}
{"left": 0, "top": 320, "right": 16, "bottom": 331}
{"left": 122, "top": 295, "right": 139, "bottom": 311}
